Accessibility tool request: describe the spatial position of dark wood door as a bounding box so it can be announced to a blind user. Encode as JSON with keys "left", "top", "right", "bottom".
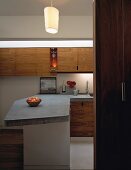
{"left": 96, "top": 0, "right": 124, "bottom": 169}
{"left": 121, "top": 0, "right": 131, "bottom": 169}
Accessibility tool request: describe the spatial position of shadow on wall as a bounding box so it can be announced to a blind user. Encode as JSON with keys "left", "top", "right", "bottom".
{"left": 0, "top": 77, "right": 40, "bottom": 126}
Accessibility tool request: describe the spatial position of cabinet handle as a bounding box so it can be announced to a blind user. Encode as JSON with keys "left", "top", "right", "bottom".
{"left": 77, "top": 66, "right": 78, "bottom": 70}
{"left": 122, "top": 82, "right": 126, "bottom": 102}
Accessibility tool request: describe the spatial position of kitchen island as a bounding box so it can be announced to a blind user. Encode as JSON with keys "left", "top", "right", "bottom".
{"left": 4, "top": 94, "right": 93, "bottom": 170}
{"left": 5, "top": 94, "right": 92, "bottom": 126}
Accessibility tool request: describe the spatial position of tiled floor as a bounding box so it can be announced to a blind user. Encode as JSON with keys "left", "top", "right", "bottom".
{"left": 70, "top": 137, "right": 94, "bottom": 170}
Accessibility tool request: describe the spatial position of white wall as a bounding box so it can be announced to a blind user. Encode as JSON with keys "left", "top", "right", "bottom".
{"left": 0, "top": 16, "right": 93, "bottom": 39}
{"left": 0, "top": 74, "right": 93, "bottom": 126}
{"left": 0, "top": 77, "right": 40, "bottom": 126}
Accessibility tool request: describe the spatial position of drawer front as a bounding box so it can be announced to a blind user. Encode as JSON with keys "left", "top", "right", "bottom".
{"left": 70, "top": 114, "right": 94, "bottom": 123}
{"left": 70, "top": 125, "right": 94, "bottom": 137}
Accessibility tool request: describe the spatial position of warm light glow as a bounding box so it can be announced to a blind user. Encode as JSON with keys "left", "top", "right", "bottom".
{"left": 52, "top": 62, "right": 57, "bottom": 68}
{"left": 50, "top": 48, "right": 57, "bottom": 71}
{"left": 44, "top": 7, "right": 59, "bottom": 34}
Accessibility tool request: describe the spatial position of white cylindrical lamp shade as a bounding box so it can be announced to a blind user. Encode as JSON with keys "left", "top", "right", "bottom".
{"left": 44, "top": 7, "right": 59, "bottom": 34}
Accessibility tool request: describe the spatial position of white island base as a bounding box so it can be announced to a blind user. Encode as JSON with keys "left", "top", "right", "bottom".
{"left": 24, "top": 121, "right": 70, "bottom": 170}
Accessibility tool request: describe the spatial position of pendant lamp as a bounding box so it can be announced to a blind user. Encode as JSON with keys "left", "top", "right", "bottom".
{"left": 44, "top": 0, "right": 59, "bottom": 34}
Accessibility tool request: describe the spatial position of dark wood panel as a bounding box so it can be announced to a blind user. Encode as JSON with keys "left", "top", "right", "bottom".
{"left": 96, "top": 0, "right": 123, "bottom": 169}
{"left": 0, "top": 129, "right": 23, "bottom": 170}
{"left": 121, "top": 0, "right": 131, "bottom": 169}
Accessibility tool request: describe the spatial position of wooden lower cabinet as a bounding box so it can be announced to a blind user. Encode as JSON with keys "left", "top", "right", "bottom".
{"left": 0, "top": 129, "right": 23, "bottom": 170}
{"left": 70, "top": 100, "right": 94, "bottom": 137}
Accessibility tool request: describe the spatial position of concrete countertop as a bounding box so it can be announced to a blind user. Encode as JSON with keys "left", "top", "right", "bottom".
{"left": 4, "top": 94, "right": 93, "bottom": 125}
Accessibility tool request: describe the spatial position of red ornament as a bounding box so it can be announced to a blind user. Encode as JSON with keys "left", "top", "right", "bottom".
{"left": 67, "top": 81, "right": 76, "bottom": 88}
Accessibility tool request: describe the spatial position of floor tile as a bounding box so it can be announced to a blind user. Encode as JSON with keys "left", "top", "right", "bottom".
{"left": 70, "top": 137, "right": 94, "bottom": 170}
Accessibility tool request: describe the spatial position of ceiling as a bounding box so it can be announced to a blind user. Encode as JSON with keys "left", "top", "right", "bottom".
{"left": 0, "top": 0, "right": 93, "bottom": 16}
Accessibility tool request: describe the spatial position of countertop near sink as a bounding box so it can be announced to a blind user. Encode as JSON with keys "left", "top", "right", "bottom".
{"left": 4, "top": 94, "right": 93, "bottom": 126}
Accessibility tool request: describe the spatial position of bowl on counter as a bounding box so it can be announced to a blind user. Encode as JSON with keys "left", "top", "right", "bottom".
{"left": 26, "top": 97, "right": 42, "bottom": 107}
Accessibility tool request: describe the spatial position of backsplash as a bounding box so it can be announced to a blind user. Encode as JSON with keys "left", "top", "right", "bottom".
{"left": 57, "top": 73, "right": 93, "bottom": 94}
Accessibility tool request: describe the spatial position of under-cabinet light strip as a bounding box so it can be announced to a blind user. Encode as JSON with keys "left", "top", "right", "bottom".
{"left": 0, "top": 40, "right": 93, "bottom": 48}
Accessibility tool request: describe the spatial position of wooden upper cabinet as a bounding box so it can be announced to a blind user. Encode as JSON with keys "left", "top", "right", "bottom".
{"left": 15, "top": 48, "right": 50, "bottom": 76}
{"left": 35, "top": 48, "right": 50, "bottom": 76}
{"left": 15, "top": 48, "right": 37, "bottom": 76}
{"left": 0, "top": 47, "right": 93, "bottom": 76}
{"left": 0, "top": 49, "right": 15, "bottom": 76}
{"left": 78, "top": 48, "right": 93, "bottom": 72}
{"left": 57, "top": 48, "right": 78, "bottom": 72}
{"left": 0, "top": 48, "right": 50, "bottom": 76}
{"left": 57, "top": 47, "right": 93, "bottom": 72}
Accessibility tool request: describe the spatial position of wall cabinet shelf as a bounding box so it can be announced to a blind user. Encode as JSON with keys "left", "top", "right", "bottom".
{"left": 70, "top": 99, "right": 94, "bottom": 137}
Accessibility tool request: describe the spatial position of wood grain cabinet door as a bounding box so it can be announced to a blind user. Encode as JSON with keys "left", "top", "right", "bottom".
{"left": 35, "top": 48, "right": 50, "bottom": 76}
{"left": 70, "top": 100, "right": 94, "bottom": 137}
{"left": 57, "top": 48, "right": 78, "bottom": 72}
{"left": 82, "top": 101, "right": 94, "bottom": 136}
{"left": 15, "top": 48, "right": 50, "bottom": 76}
{"left": 0, "top": 48, "right": 15, "bottom": 76}
{"left": 0, "top": 129, "right": 23, "bottom": 170}
{"left": 77, "top": 48, "right": 93, "bottom": 72}
{"left": 15, "top": 48, "right": 38, "bottom": 76}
